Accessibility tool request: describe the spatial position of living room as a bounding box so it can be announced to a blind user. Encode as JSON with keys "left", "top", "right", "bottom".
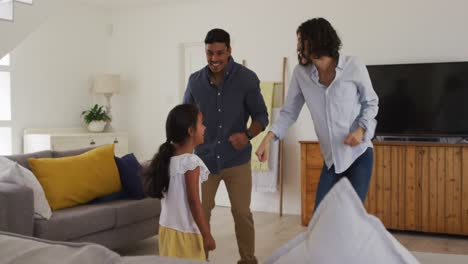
{"left": 1, "top": 0, "right": 468, "bottom": 263}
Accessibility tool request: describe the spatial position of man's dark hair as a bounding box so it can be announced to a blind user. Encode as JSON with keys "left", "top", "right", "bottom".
{"left": 297, "top": 18, "right": 342, "bottom": 62}
{"left": 205, "top": 28, "right": 231, "bottom": 48}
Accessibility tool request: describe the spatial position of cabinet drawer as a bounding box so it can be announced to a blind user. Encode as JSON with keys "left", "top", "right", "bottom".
{"left": 93, "top": 136, "right": 122, "bottom": 146}
{"left": 51, "top": 136, "right": 96, "bottom": 151}
{"left": 100, "top": 136, "right": 129, "bottom": 157}
{"left": 93, "top": 136, "right": 128, "bottom": 157}
{"left": 51, "top": 135, "right": 128, "bottom": 157}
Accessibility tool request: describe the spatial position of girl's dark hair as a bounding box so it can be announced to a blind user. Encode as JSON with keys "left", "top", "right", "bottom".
{"left": 205, "top": 28, "right": 231, "bottom": 49}
{"left": 297, "top": 17, "right": 342, "bottom": 64}
{"left": 142, "top": 104, "right": 199, "bottom": 199}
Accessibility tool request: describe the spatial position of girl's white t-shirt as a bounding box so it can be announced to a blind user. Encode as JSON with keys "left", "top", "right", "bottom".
{"left": 159, "top": 153, "right": 210, "bottom": 234}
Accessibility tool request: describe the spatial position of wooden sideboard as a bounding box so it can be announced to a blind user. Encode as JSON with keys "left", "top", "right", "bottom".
{"left": 300, "top": 141, "right": 468, "bottom": 235}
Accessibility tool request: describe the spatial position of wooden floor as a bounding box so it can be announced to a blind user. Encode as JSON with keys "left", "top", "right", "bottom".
{"left": 115, "top": 206, "right": 468, "bottom": 263}
{"left": 394, "top": 231, "right": 468, "bottom": 255}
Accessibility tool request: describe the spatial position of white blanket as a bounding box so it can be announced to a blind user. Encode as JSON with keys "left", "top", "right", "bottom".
{"left": 0, "top": 156, "right": 52, "bottom": 219}
{"left": 252, "top": 108, "right": 280, "bottom": 192}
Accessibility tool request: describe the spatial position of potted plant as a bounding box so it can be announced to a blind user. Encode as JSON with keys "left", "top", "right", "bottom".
{"left": 81, "top": 104, "right": 111, "bottom": 132}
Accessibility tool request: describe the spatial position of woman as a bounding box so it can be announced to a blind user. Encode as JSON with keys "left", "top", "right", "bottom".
{"left": 256, "top": 17, "right": 379, "bottom": 210}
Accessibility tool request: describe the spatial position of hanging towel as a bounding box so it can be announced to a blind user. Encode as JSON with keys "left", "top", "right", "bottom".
{"left": 252, "top": 108, "right": 281, "bottom": 192}
{"left": 251, "top": 82, "right": 274, "bottom": 171}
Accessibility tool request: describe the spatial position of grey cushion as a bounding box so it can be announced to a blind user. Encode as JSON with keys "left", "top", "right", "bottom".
{"left": 53, "top": 147, "right": 95, "bottom": 158}
{"left": 34, "top": 203, "right": 116, "bottom": 241}
{"left": 105, "top": 198, "right": 161, "bottom": 227}
{"left": 72, "top": 218, "right": 158, "bottom": 249}
{"left": 5, "top": 151, "right": 53, "bottom": 170}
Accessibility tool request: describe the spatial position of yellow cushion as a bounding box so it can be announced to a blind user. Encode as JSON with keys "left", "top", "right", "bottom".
{"left": 28, "top": 144, "right": 121, "bottom": 210}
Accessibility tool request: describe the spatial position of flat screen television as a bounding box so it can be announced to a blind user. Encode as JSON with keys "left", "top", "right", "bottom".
{"left": 366, "top": 61, "right": 468, "bottom": 137}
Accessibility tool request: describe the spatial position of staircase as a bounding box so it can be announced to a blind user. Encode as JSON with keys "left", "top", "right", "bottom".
{"left": 0, "top": 0, "right": 60, "bottom": 59}
{"left": 0, "top": 0, "right": 33, "bottom": 22}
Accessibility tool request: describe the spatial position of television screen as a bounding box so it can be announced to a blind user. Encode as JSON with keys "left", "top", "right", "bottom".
{"left": 367, "top": 61, "right": 468, "bottom": 137}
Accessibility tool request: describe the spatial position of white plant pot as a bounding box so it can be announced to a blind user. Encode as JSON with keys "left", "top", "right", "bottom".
{"left": 87, "top": 121, "right": 107, "bottom": 132}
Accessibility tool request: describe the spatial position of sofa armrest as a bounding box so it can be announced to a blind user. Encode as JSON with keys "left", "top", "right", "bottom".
{"left": 0, "top": 182, "right": 34, "bottom": 236}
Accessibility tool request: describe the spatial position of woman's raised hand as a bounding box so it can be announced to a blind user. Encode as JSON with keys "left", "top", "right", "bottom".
{"left": 256, "top": 132, "right": 276, "bottom": 162}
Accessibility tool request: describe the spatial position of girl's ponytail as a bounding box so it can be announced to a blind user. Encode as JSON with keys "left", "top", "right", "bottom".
{"left": 143, "top": 141, "right": 175, "bottom": 199}
{"left": 142, "top": 103, "right": 199, "bottom": 199}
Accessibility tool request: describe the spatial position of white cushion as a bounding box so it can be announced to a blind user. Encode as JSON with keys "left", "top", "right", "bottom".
{"left": 0, "top": 157, "right": 52, "bottom": 219}
{"left": 265, "top": 178, "right": 420, "bottom": 264}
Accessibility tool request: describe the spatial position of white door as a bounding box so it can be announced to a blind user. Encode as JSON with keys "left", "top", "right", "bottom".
{"left": 181, "top": 42, "right": 206, "bottom": 100}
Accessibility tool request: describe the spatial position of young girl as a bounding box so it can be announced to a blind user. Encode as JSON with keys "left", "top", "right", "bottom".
{"left": 142, "top": 103, "right": 216, "bottom": 261}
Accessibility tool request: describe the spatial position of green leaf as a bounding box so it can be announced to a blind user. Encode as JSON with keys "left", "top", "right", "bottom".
{"left": 81, "top": 104, "right": 111, "bottom": 124}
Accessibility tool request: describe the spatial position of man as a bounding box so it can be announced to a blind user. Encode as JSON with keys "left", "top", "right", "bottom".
{"left": 183, "top": 28, "right": 268, "bottom": 264}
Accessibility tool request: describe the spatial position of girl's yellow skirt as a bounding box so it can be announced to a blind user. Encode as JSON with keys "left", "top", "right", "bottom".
{"left": 158, "top": 225, "right": 206, "bottom": 261}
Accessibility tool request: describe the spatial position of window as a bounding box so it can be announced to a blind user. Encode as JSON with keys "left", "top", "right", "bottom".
{"left": 0, "top": 53, "right": 12, "bottom": 155}
{"left": 0, "top": 0, "right": 14, "bottom": 21}
{"left": 0, "top": 70, "right": 11, "bottom": 120}
{"left": 0, "top": 54, "right": 10, "bottom": 66}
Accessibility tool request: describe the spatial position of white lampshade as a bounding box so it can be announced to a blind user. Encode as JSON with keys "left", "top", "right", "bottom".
{"left": 93, "top": 74, "right": 120, "bottom": 95}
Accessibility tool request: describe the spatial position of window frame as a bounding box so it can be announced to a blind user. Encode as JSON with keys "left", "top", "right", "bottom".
{"left": 0, "top": 53, "right": 12, "bottom": 155}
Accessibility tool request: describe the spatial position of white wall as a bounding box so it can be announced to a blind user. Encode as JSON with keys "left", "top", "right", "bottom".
{"left": 9, "top": 4, "right": 114, "bottom": 154}
{"left": 107, "top": 0, "right": 468, "bottom": 215}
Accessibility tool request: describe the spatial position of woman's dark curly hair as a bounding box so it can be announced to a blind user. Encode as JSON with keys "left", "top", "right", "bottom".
{"left": 297, "top": 18, "right": 342, "bottom": 65}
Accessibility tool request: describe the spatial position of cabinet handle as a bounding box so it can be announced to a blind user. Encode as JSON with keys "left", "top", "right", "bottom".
{"left": 113, "top": 138, "right": 119, "bottom": 144}
{"left": 90, "top": 140, "right": 95, "bottom": 145}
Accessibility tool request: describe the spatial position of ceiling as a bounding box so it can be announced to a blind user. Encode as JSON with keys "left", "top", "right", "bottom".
{"left": 76, "top": 0, "right": 181, "bottom": 9}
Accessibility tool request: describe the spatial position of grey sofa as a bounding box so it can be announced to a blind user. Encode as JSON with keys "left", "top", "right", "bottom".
{"left": 0, "top": 148, "right": 161, "bottom": 250}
